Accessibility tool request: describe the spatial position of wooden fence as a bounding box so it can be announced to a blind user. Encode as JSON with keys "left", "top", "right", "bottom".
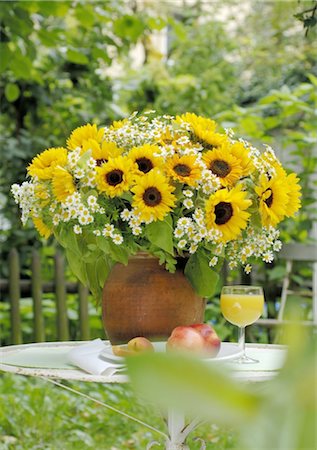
{"left": 1, "top": 244, "right": 315, "bottom": 346}
{"left": 0, "top": 248, "right": 91, "bottom": 345}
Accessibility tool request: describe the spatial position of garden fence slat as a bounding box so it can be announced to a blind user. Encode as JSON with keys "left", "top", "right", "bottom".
{"left": 78, "top": 284, "right": 90, "bottom": 340}
{"left": 9, "top": 249, "right": 22, "bottom": 344}
{"left": 31, "top": 249, "right": 45, "bottom": 342}
{"left": 54, "top": 251, "right": 69, "bottom": 341}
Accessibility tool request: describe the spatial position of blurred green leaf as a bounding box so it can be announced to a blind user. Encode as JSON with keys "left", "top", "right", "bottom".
{"left": 127, "top": 352, "right": 260, "bottom": 424}
{"left": 66, "top": 49, "right": 89, "bottom": 65}
{"left": 4, "top": 83, "right": 20, "bottom": 102}
{"left": 113, "top": 15, "right": 145, "bottom": 42}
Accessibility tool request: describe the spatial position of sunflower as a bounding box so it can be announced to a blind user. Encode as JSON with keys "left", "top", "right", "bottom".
{"left": 82, "top": 139, "right": 122, "bottom": 166}
{"left": 229, "top": 142, "right": 254, "bottom": 176}
{"left": 203, "top": 147, "right": 243, "bottom": 186}
{"left": 199, "top": 131, "right": 229, "bottom": 150}
{"left": 131, "top": 169, "right": 176, "bottom": 222}
{"left": 52, "top": 167, "right": 76, "bottom": 202}
{"left": 34, "top": 184, "right": 50, "bottom": 207}
{"left": 156, "top": 128, "right": 182, "bottom": 146}
{"left": 284, "top": 173, "right": 302, "bottom": 217}
{"left": 67, "top": 124, "right": 104, "bottom": 150}
{"left": 33, "top": 217, "right": 52, "bottom": 239}
{"left": 28, "top": 147, "right": 67, "bottom": 180}
{"left": 175, "top": 113, "right": 217, "bottom": 143}
{"left": 128, "top": 144, "right": 163, "bottom": 175}
{"left": 166, "top": 154, "right": 202, "bottom": 186}
{"left": 255, "top": 174, "right": 289, "bottom": 227}
{"left": 95, "top": 156, "right": 136, "bottom": 197}
{"left": 110, "top": 118, "right": 129, "bottom": 130}
{"left": 205, "top": 185, "right": 252, "bottom": 242}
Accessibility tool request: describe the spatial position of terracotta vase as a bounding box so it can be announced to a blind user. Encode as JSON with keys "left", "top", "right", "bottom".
{"left": 102, "top": 254, "right": 206, "bottom": 344}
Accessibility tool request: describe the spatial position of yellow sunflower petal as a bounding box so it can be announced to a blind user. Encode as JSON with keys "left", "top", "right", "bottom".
{"left": 255, "top": 174, "right": 289, "bottom": 227}
{"left": 82, "top": 139, "right": 123, "bottom": 165}
{"left": 67, "top": 124, "right": 104, "bottom": 150}
{"left": 199, "top": 131, "right": 229, "bottom": 149}
{"left": 175, "top": 113, "right": 217, "bottom": 143}
{"left": 284, "top": 173, "right": 302, "bottom": 217}
{"left": 52, "top": 167, "right": 76, "bottom": 202}
{"left": 228, "top": 142, "right": 254, "bottom": 176}
{"left": 110, "top": 119, "right": 129, "bottom": 130}
{"left": 28, "top": 147, "right": 67, "bottom": 180}
{"left": 33, "top": 217, "right": 52, "bottom": 239}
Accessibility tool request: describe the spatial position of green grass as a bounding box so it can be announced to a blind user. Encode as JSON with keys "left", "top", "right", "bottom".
{"left": 0, "top": 374, "right": 238, "bottom": 449}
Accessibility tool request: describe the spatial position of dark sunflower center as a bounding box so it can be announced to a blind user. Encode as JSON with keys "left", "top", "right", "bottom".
{"left": 210, "top": 159, "right": 231, "bottom": 178}
{"left": 96, "top": 158, "right": 107, "bottom": 167}
{"left": 143, "top": 187, "right": 162, "bottom": 207}
{"left": 136, "top": 157, "right": 153, "bottom": 174}
{"left": 174, "top": 164, "right": 191, "bottom": 177}
{"left": 264, "top": 189, "right": 273, "bottom": 208}
{"left": 215, "top": 202, "right": 233, "bottom": 225}
{"left": 106, "top": 169, "right": 123, "bottom": 186}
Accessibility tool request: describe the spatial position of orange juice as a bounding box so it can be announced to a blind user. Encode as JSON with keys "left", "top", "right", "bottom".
{"left": 220, "top": 294, "right": 264, "bottom": 327}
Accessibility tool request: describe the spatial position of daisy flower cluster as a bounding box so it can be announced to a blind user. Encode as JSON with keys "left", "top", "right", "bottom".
{"left": 12, "top": 112, "right": 301, "bottom": 298}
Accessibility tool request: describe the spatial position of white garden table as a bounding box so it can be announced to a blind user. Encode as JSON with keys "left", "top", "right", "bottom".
{"left": 0, "top": 341, "right": 287, "bottom": 449}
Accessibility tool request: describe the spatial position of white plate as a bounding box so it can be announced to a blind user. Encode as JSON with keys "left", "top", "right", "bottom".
{"left": 100, "top": 341, "right": 243, "bottom": 363}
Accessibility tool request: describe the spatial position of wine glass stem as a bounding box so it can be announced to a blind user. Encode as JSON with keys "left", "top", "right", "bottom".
{"left": 238, "top": 326, "right": 246, "bottom": 357}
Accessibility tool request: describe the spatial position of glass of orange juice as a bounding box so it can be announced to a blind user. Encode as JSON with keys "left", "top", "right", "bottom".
{"left": 220, "top": 285, "right": 264, "bottom": 363}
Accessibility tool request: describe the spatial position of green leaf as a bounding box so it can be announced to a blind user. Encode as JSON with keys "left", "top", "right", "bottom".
{"left": 145, "top": 215, "right": 174, "bottom": 255}
{"left": 10, "top": 52, "right": 33, "bottom": 79}
{"left": 184, "top": 251, "right": 220, "bottom": 297}
{"left": 66, "top": 49, "right": 89, "bottom": 65}
{"left": 107, "top": 240, "right": 129, "bottom": 265}
{"left": 96, "top": 237, "right": 129, "bottom": 265}
{"left": 0, "top": 44, "right": 11, "bottom": 73}
{"left": 92, "top": 47, "right": 111, "bottom": 63}
{"left": 75, "top": 4, "right": 95, "bottom": 28}
{"left": 113, "top": 16, "right": 145, "bottom": 42}
{"left": 85, "top": 255, "right": 114, "bottom": 302}
{"left": 4, "top": 83, "right": 20, "bottom": 102}
{"left": 55, "top": 226, "right": 81, "bottom": 255}
{"left": 65, "top": 248, "right": 88, "bottom": 286}
{"left": 307, "top": 73, "right": 317, "bottom": 87}
{"left": 127, "top": 352, "right": 260, "bottom": 424}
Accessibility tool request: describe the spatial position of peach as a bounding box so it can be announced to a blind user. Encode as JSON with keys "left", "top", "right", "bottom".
{"left": 190, "top": 323, "right": 221, "bottom": 356}
{"left": 112, "top": 345, "right": 135, "bottom": 357}
{"left": 112, "top": 337, "right": 154, "bottom": 357}
{"left": 166, "top": 326, "right": 205, "bottom": 354}
{"left": 127, "top": 336, "right": 154, "bottom": 353}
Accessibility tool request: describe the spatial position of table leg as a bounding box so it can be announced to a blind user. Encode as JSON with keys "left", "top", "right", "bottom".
{"left": 165, "top": 409, "right": 189, "bottom": 449}
{"left": 42, "top": 378, "right": 206, "bottom": 449}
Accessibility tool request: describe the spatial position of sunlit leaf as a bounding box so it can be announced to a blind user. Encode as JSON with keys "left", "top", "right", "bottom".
{"left": 66, "top": 49, "right": 89, "bottom": 65}
{"left": 4, "top": 83, "right": 20, "bottom": 102}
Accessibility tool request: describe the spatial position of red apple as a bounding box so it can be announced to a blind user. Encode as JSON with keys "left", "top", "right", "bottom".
{"left": 127, "top": 337, "right": 154, "bottom": 353}
{"left": 166, "top": 326, "right": 205, "bottom": 354}
{"left": 189, "top": 323, "right": 221, "bottom": 357}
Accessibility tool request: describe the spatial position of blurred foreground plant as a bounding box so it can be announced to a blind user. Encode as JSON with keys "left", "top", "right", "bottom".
{"left": 127, "top": 323, "right": 316, "bottom": 449}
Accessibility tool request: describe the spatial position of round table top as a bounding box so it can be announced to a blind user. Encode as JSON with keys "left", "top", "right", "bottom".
{"left": 0, "top": 341, "right": 287, "bottom": 383}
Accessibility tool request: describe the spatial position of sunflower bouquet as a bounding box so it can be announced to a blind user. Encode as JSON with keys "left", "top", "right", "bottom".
{"left": 12, "top": 111, "right": 301, "bottom": 300}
